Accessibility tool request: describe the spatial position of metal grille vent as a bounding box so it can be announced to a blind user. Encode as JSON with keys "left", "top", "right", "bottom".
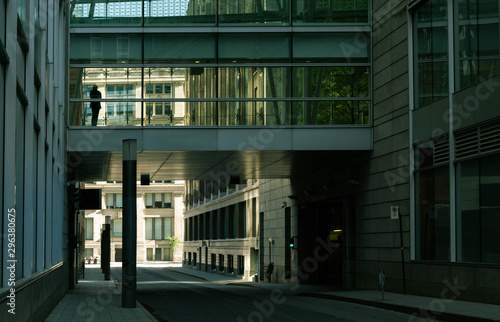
{"left": 455, "top": 121, "right": 500, "bottom": 160}
{"left": 433, "top": 138, "right": 449, "bottom": 165}
{"left": 480, "top": 122, "right": 500, "bottom": 154}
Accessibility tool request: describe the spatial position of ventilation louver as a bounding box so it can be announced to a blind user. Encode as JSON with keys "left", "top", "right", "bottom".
{"left": 433, "top": 138, "right": 449, "bottom": 165}
{"left": 455, "top": 121, "right": 500, "bottom": 160}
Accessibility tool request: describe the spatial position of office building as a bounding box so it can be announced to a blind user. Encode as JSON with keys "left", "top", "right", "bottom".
{"left": 183, "top": 179, "right": 259, "bottom": 280}
{"left": 83, "top": 180, "right": 185, "bottom": 263}
{"left": 2, "top": 1, "right": 500, "bottom": 321}
{"left": 0, "top": 0, "right": 70, "bottom": 320}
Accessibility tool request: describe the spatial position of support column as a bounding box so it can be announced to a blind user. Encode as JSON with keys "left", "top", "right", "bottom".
{"left": 103, "top": 216, "right": 111, "bottom": 281}
{"left": 122, "top": 139, "right": 137, "bottom": 308}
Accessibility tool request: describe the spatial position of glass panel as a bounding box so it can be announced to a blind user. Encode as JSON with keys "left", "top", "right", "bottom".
{"left": 144, "top": 0, "right": 216, "bottom": 25}
{"left": 183, "top": 67, "right": 217, "bottom": 99}
{"left": 144, "top": 102, "right": 180, "bottom": 126}
{"left": 71, "top": 101, "right": 141, "bottom": 126}
{"left": 155, "top": 193, "right": 163, "bottom": 208}
{"left": 155, "top": 103, "right": 163, "bottom": 115}
{"left": 70, "top": 67, "right": 141, "bottom": 99}
{"left": 106, "top": 193, "right": 114, "bottom": 209}
{"left": 113, "top": 219, "right": 122, "bottom": 238}
{"left": 184, "top": 102, "right": 217, "bottom": 126}
{"left": 293, "top": 67, "right": 370, "bottom": 98}
{"left": 218, "top": 101, "right": 291, "bottom": 126}
{"left": 164, "top": 217, "right": 172, "bottom": 238}
{"left": 70, "top": 34, "right": 142, "bottom": 64}
{"left": 155, "top": 218, "right": 163, "bottom": 239}
{"left": 165, "top": 193, "right": 172, "bottom": 204}
{"left": 85, "top": 218, "right": 93, "bottom": 240}
{"left": 145, "top": 218, "right": 153, "bottom": 240}
{"left": 415, "top": 0, "right": 449, "bottom": 108}
{"left": 144, "top": 33, "right": 216, "bottom": 63}
{"left": 293, "top": 0, "right": 369, "bottom": 24}
{"left": 0, "top": 0, "right": 6, "bottom": 44}
{"left": 218, "top": 0, "right": 289, "bottom": 25}
{"left": 17, "top": 0, "right": 28, "bottom": 31}
{"left": 480, "top": 154, "right": 500, "bottom": 263}
{"left": 457, "top": 159, "right": 480, "bottom": 262}
{"left": 293, "top": 33, "right": 369, "bottom": 63}
{"left": 115, "top": 193, "right": 123, "bottom": 208}
{"left": 416, "top": 166, "right": 450, "bottom": 261}
{"left": 145, "top": 193, "right": 153, "bottom": 208}
{"left": 70, "top": 0, "right": 143, "bottom": 26}
{"left": 219, "top": 67, "right": 289, "bottom": 98}
{"left": 218, "top": 33, "right": 290, "bottom": 63}
{"left": 293, "top": 100, "right": 370, "bottom": 125}
{"left": 457, "top": 0, "right": 500, "bottom": 90}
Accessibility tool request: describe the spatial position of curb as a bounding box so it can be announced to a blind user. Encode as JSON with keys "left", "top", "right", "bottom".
{"left": 298, "top": 293, "right": 500, "bottom": 322}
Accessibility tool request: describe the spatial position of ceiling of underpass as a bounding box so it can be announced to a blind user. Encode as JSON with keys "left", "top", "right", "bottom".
{"left": 67, "top": 150, "right": 363, "bottom": 182}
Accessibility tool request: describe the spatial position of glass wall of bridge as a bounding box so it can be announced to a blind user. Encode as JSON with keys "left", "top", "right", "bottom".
{"left": 69, "top": 0, "right": 369, "bottom": 26}
{"left": 69, "top": 31, "right": 371, "bottom": 127}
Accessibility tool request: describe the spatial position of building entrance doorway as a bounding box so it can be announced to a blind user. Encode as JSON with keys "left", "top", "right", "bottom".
{"left": 298, "top": 197, "right": 354, "bottom": 288}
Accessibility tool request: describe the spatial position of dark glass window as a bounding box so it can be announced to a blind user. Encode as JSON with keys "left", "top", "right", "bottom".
{"left": 457, "top": 154, "right": 500, "bottom": 263}
{"left": 415, "top": 141, "right": 450, "bottom": 261}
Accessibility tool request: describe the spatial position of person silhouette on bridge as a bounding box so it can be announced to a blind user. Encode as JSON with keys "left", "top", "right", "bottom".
{"left": 89, "top": 85, "right": 102, "bottom": 126}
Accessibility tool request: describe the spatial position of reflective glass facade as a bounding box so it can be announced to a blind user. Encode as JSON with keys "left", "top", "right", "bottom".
{"left": 412, "top": 0, "right": 500, "bottom": 264}
{"left": 414, "top": 0, "right": 500, "bottom": 109}
{"left": 70, "top": 0, "right": 369, "bottom": 26}
{"left": 69, "top": 1, "right": 371, "bottom": 126}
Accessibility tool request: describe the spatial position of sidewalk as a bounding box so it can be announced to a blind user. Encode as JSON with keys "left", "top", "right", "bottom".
{"left": 45, "top": 265, "right": 155, "bottom": 322}
{"left": 167, "top": 266, "right": 500, "bottom": 322}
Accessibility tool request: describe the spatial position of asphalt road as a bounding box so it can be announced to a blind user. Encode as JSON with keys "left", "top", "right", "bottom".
{"left": 111, "top": 265, "right": 413, "bottom": 322}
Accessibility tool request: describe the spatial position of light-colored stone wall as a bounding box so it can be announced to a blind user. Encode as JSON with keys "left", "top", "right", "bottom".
{"left": 84, "top": 181, "right": 185, "bottom": 262}
{"left": 183, "top": 181, "right": 259, "bottom": 281}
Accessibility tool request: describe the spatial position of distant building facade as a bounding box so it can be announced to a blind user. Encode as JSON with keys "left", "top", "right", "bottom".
{"left": 183, "top": 180, "right": 259, "bottom": 281}
{"left": 84, "top": 181, "right": 185, "bottom": 262}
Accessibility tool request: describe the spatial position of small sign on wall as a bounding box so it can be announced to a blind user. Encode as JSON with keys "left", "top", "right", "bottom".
{"left": 391, "top": 206, "right": 399, "bottom": 219}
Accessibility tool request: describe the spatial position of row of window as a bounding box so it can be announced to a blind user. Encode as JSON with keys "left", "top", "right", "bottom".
{"left": 70, "top": 0, "right": 369, "bottom": 26}
{"left": 85, "top": 217, "right": 173, "bottom": 240}
{"left": 185, "top": 252, "right": 245, "bottom": 275}
{"left": 415, "top": 145, "right": 500, "bottom": 264}
{"left": 184, "top": 200, "right": 257, "bottom": 241}
{"left": 82, "top": 83, "right": 171, "bottom": 97}
{"left": 105, "top": 192, "right": 173, "bottom": 209}
{"left": 85, "top": 247, "right": 172, "bottom": 261}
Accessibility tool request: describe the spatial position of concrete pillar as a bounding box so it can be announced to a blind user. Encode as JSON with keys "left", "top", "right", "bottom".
{"left": 122, "top": 139, "right": 137, "bottom": 308}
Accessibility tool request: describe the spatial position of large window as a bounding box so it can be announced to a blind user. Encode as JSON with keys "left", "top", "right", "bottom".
{"left": 106, "top": 193, "right": 123, "bottom": 209}
{"left": 145, "top": 217, "right": 172, "bottom": 240}
{"left": 85, "top": 218, "right": 94, "bottom": 240}
{"left": 414, "top": 0, "right": 449, "bottom": 109}
{"left": 456, "top": 0, "right": 500, "bottom": 90}
{"left": 457, "top": 154, "right": 500, "bottom": 263}
{"left": 145, "top": 193, "right": 172, "bottom": 208}
{"left": 415, "top": 141, "right": 450, "bottom": 261}
{"left": 414, "top": 0, "right": 500, "bottom": 107}
{"left": 112, "top": 219, "right": 122, "bottom": 238}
